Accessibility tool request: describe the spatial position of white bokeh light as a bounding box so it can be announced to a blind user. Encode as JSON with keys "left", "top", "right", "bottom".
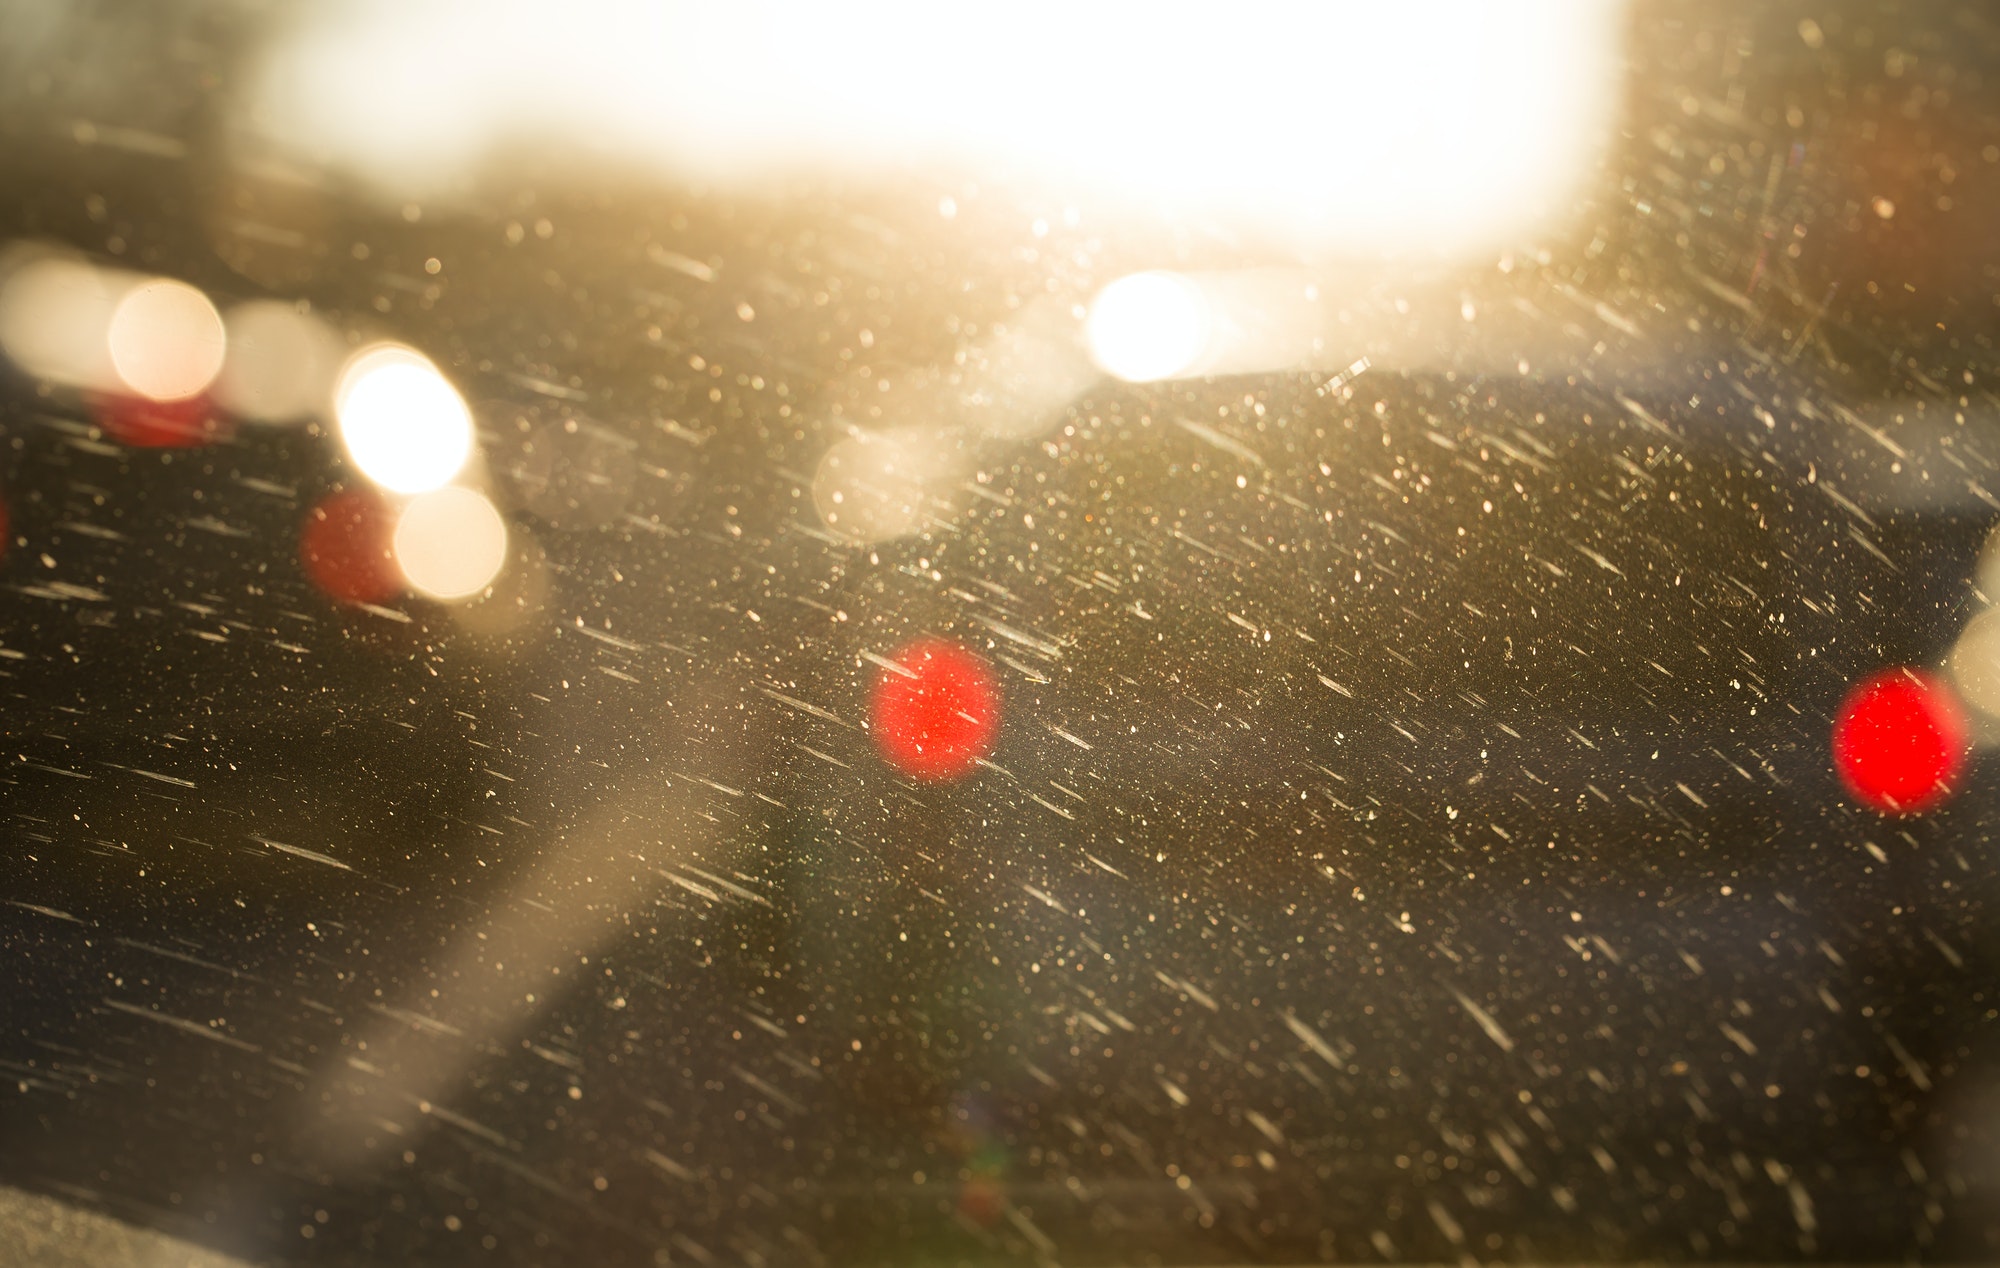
{"left": 216, "top": 301, "right": 341, "bottom": 423}
{"left": 393, "top": 485, "right": 509, "bottom": 600}
{"left": 0, "top": 254, "right": 120, "bottom": 390}
{"left": 106, "top": 278, "right": 227, "bottom": 402}
{"left": 1086, "top": 271, "right": 1211, "bottom": 383}
{"left": 335, "top": 344, "right": 474, "bottom": 493}
{"left": 1950, "top": 608, "right": 2000, "bottom": 722}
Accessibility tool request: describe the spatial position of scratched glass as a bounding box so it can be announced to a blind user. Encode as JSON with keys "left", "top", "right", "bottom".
{"left": 1, "top": 3, "right": 1997, "bottom": 1265}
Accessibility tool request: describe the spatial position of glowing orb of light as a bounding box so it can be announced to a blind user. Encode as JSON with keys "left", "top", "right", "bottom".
{"left": 1085, "top": 271, "right": 1211, "bottom": 383}
{"left": 106, "top": 278, "right": 227, "bottom": 402}
{"left": 392, "top": 485, "right": 508, "bottom": 600}
{"left": 0, "top": 255, "right": 118, "bottom": 389}
{"left": 1831, "top": 668, "right": 1968, "bottom": 814}
{"left": 1949, "top": 607, "right": 2000, "bottom": 720}
{"left": 216, "top": 301, "right": 340, "bottom": 424}
{"left": 870, "top": 638, "right": 999, "bottom": 780}
{"left": 300, "top": 488, "right": 400, "bottom": 605}
{"left": 334, "top": 344, "right": 473, "bottom": 493}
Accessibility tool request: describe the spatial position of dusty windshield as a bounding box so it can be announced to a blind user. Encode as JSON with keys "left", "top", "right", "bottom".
{"left": 1, "top": 2, "right": 1998, "bottom": 1264}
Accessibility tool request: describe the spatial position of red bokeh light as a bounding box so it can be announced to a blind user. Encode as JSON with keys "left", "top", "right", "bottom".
{"left": 871, "top": 638, "right": 999, "bottom": 780}
{"left": 300, "top": 488, "right": 400, "bottom": 606}
{"left": 1831, "top": 668, "right": 1969, "bottom": 814}
{"left": 94, "top": 393, "right": 229, "bottom": 449}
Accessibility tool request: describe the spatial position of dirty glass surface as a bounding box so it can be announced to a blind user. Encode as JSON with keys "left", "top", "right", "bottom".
{"left": 1, "top": 2, "right": 1999, "bottom": 1264}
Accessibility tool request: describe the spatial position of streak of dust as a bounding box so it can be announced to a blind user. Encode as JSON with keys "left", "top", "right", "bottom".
{"left": 292, "top": 677, "right": 754, "bottom": 1188}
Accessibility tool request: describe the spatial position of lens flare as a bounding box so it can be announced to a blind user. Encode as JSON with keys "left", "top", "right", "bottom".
{"left": 393, "top": 485, "right": 509, "bottom": 600}
{"left": 106, "top": 278, "right": 227, "bottom": 402}
{"left": 335, "top": 344, "right": 474, "bottom": 493}
{"left": 1831, "top": 669, "right": 1968, "bottom": 814}
{"left": 1086, "top": 271, "right": 1210, "bottom": 383}
{"left": 871, "top": 639, "right": 999, "bottom": 780}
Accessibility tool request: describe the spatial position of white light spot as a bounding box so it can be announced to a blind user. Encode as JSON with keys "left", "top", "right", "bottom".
{"left": 1950, "top": 608, "right": 2000, "bottom": 720}
{"left": 215, "top": 301, "right": 340, "bottom": 423}
{"left": 107, "top": 278, "right": 226, "bottom": 401}
{"left": 335, "top": 344, "right": 473, "bottom": 493}
{"left": 0, "top": 254, "right": 119, "bottom": 390}
{"left": 1086, "top": 271, "right": 1210, "bottom": 382}
{"left": 393, "top": 485, "right": 508, "bottom": 600}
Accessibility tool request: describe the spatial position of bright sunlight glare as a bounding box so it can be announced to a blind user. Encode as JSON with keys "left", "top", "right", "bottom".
{"left": 249, "top": 1, "right": 1621, "bottom": 258}
{"left": 1086, "top": 272, "right": 1211, "bottom": 383}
